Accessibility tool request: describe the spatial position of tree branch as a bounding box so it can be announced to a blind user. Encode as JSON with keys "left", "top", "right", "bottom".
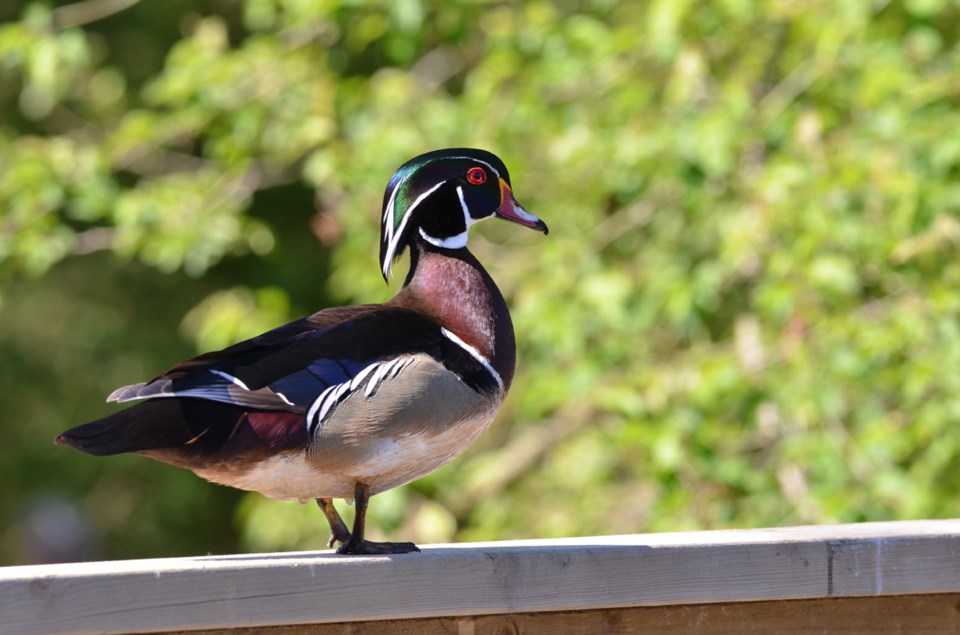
{"left": 53, "top": 0, "right": 141, "bottom": 29}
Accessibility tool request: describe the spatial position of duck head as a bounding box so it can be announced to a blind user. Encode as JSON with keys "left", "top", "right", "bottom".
{"left": 379, "top": 148, "right": 549, "bottom": 281}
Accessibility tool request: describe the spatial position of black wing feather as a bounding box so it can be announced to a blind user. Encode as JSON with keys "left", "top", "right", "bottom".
{"left": 110, "top": 305, "right": 460, "bottom": 412}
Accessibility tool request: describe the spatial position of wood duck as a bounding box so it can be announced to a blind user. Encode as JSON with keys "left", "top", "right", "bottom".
{"left": 56, "top": 148, "right": 548, "bottom": 555}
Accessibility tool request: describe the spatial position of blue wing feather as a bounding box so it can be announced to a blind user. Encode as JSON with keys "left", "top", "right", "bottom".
{"left": 107, "top": 306, "right": 447, "bottom": 415}
{"left": 262, "top": 358, "right": 369, "bottom": 407}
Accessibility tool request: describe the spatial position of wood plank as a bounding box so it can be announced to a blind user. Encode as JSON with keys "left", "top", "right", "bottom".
{"left": 151, "top": 593, "right": 960, "bottom": 635}
{"left": 1, "top": 520, "right": 959, "bottom": 635}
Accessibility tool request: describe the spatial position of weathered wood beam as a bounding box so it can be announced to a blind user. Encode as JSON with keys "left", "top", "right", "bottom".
{"left": 1, "top": 520, "right": 958, "bottom": 635}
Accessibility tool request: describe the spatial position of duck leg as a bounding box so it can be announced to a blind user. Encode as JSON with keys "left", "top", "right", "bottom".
{"left": 336, "top": 482, "right": 420, "bottom": 555}
{"left": 316, "top": 498, "right": 350, "bottom": 549}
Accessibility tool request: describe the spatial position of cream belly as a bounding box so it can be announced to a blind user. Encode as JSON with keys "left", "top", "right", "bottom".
{"left": 194, "top": 408, "right": 496, "bottom": 500}
{"left": 194, "top": 453, "right": 355, "bottom": 500}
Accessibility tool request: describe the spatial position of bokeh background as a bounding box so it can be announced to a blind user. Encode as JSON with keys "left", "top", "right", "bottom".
{"left": 2, "top": 0, "right": 960, "bottom": 565}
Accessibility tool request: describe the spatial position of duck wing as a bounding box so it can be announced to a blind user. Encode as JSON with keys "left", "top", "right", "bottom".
{"left": 106, "top": 305, "right": 453, "bottom": 414}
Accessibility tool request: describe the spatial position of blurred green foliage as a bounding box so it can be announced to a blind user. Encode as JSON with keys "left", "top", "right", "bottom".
{"left": 2, "top": 0, "right": 960, "bottom": 564}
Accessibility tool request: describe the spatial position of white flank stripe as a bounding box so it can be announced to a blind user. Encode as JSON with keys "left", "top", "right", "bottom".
{"left": 315, "top": 381, "right": 354, "bottom": 428}
{"left": 334, "top": 382, "right": 352, "bottom": 400}
{"left": 275, "top": 391, "right": 294, "bottom": 406}
{"left": 364, "top": 366, "right": 386, "bottom": 397}
{"left": 314, "top": 390, "right": 342, "bottom": 427}
{"left": 391, "top": 358, "right": 405, "bottom": 378}
{"left": 366, "top": 359, "right": 395, "bottom": 396}
{"left": 440, "top": 327, "right": 504, "bottom": 390}
{"left": 308, "top": 357, "right": 422, "bottom": 431}
{"left": 348, "top": 362, "right": 379, "bottom": 392}
{"left": 307, "top": 385, "right": 338, "bottom": 433}
{"left": 209, "top": 369, "right": 250, "bottom": 391}
{"left": 392, "top": 357, "right": 413, "bottom": 378}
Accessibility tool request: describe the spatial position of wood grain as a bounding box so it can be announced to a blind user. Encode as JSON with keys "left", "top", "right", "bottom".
{"left": 152, "top": 594, "right": 960, "bottom": 635}
{"left": 1, "top": 520, "right": 959, "bottom": 635}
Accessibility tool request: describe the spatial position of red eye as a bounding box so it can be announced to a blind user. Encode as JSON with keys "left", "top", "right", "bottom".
{"left": 466, "top": 167, "right": 487, "bottom": 185}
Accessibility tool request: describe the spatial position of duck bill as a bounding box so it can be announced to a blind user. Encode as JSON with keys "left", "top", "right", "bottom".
{"left": 496, "top": 179, "right": 549, "bottom": 234}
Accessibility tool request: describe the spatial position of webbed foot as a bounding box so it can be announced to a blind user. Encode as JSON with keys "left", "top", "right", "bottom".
{"left": 329, "top": 483, "right": 420, "bottom": 555}
{"left": 336, "top": 539, "right": 420, "bottom": 555}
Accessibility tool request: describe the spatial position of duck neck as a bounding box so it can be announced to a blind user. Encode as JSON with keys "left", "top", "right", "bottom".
{"left": 391, "top": 238, "right": 516, "bottom": 389}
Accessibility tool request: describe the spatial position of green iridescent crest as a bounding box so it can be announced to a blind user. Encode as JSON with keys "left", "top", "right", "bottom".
{"left": 378, "top": 149, "right": 508, "bottom": 281}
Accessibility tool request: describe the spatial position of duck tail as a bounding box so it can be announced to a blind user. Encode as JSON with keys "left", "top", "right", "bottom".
{"left": 55, "top": 399, "right": 194, "bottom": 456}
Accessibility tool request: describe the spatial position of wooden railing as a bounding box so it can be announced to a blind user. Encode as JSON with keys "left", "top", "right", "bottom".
{"left": 2, "top": 520, "right": 959, "bottom": 634}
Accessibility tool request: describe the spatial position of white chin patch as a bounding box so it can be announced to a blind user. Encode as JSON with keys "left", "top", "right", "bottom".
{"left": 419, "top": 227, "right": 468, "bottom": 249}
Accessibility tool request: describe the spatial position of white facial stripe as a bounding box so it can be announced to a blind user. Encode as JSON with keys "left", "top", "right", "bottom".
{"left": 382, "top": 180, "right": 446, "bottom": 278}
{"left": 446, "top": 156, "right": 501, "bottom": 180}
{"left": 419, "top": 227, "right": 468, "bottom": 249}
{"left": 381, "top": 156, "right": 503, "bottom": 278}
{"left": 384, "top": 158, "right": 497, "bottom": 230}
{"left": 381, "top": 169, "right": 413, "bottom": 279}
{"left": 456, "top": 185, "right": 478, "bottom": 227}
{"left": 382, "top": 180, "right": 401, "bottom": 230}
{"left": 381, "top": 178, "right": 404, "bottom": 267}
{"left": 440, "top": 327, "right": 504, "bottom": 391}
{"left": 417, "top": 184, "right": 473, "bottom": 250}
